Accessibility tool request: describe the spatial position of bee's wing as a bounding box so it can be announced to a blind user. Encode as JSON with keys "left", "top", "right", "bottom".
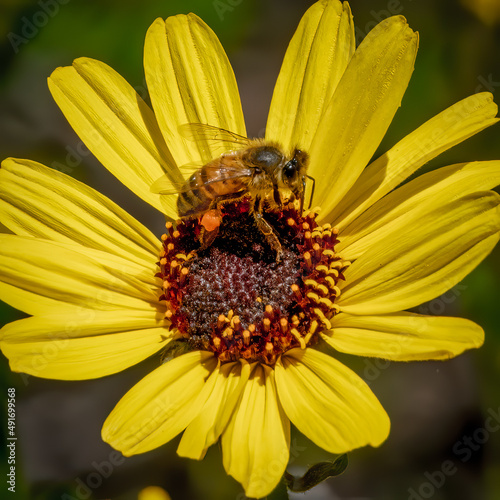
{"left": 150, "top": 161, "right": 206, "bottom": 195}
{"left": 205, "top": 162, "right": 254, "bottom": 181}
{"left": 150, "top": 175, "right": 187, "bottom": 195}
{"left": 151, "top": 162, "right": 254, "bottom": 196}
{"left": 178, "top": 123, "right": 251, "bottom": 146}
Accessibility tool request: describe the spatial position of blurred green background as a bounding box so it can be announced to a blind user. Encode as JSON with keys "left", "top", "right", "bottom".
{"left": 0, "top": 0, "right": 499, "bottom": 499}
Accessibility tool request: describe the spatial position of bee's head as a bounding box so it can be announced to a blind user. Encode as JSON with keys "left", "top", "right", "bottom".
{"left": 281, "top": 149, "right": 310, "bottom": 210}
{"left": 281, "top": 149, "right": 308, "bottom": 182}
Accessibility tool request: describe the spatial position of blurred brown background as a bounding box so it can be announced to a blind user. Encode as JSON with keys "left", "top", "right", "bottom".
{"left": 0, "top": 0, "right": 499, "bottom": 499}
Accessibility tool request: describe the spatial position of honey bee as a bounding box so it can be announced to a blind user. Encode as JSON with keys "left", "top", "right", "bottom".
{"left": 151, "top": 123, "right": 313, "bottom": 260}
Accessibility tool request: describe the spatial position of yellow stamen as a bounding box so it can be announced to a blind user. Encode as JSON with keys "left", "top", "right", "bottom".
{"left": 315, "top": 265, "right": 329, "bottom": 274}
{"left": 242, "top": 330, "right": 250, "bottom": 345}
{"left": 265, "top": 304, "right": 274, "bottom": 318}
{"left": 313, "top": 308, "right": 332, "bottom": 329}
{"left": 290, "top": 328, "right": 306, "bottom": 349}
{"left": 280, "top": 317, "right": 288, "bottom": 333}
{"left": 217, "top": 314, "right": 227, "bottom": 329}
{"left": 231, "top": 315, "right": 241, "bottom": 330}
{"left": 222, "top": 327, "right": 233, "bottom": 338}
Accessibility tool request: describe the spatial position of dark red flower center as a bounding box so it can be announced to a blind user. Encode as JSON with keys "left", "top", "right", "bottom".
{"left": 156, "top": 200, "right": 348, "bottom": 365}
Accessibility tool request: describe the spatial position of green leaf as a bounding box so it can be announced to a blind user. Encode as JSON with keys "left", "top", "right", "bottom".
{"left": 283, "top": 454, "right": 348, "bottom": 493}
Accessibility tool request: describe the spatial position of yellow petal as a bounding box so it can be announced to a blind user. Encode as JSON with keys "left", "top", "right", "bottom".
{"left": 222, "top": 364, "right": 290, "bottom": 499}
{"left": 48, "top": 57, "right": 182, "bottom": 216}
{"left": 102, "top": 351, "right": 217, "bottom": 455}
{"left": 177, "top": 360, "right": 250, "bottom": 460}
{"left": 324, "top": 312, "right": 484, "bottom": 361}
{"left": 338, "top": 160, "right": 500, "bottom": 260}
{"left": 144, "top": 15, "right": 246, "bottom": 168}
{"left": 276, "top": 348, "right": 389, "bottom": 453}
{"left": 0, "top": 309, "right": 170, "bottom": 380}
{"left": 310, "top": 16, "right": 418, "bottom": 216}
{"left": 339, "top": 192, "right": 500, "bottom": 314}
{"left": 0, "top": 158, "right": 160, "bottom": 268}
{"left": 0, "top": 235, "right": 158, "bottom": 315}
{"left": 331, "top": 93, "right": 499, "bottom": 227}
{"left": 0, "top": 282, "right": 76, "bottom": 318}
{"left": 266, "top": 0, "right": 354, "bottom": 152}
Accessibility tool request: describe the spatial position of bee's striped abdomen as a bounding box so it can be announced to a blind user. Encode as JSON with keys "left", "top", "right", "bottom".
{"left": 176, "top": 156, "right": 251, "bottom": 218}
{"left": 177, "top": 172, "right": 211, "bottom": 217}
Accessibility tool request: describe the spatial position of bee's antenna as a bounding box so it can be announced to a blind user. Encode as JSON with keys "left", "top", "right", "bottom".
{"left": 305, "top": 174, "right": 315, "bottom": 210}
{"left": 299, "top": 186, "right": 305, "bottom": 214}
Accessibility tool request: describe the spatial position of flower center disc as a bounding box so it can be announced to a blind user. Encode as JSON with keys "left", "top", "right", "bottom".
{"left": 157, "top": 200, "right": 348, "bottom": 365}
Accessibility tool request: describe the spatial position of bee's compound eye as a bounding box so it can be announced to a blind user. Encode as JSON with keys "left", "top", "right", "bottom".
{"left": 283, "top": 159, "right": 298, "bottom": 179}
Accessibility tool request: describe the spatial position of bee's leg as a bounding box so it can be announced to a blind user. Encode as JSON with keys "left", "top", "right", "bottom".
{"left": 199, "top": 225, "right": 219, "bottom": 252}
{"left": 254, "top": 213, "right": 283, "bottom": 261}
{"left": 252, "top": 197, "right": 283, "bottom": 262}
{"left": 272, "top": 186, "right": 283, "bottom": 209}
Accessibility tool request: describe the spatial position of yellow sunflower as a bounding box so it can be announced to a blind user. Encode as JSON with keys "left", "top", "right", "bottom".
{"left": 1, "top": 1, "right": 499, "bottom": 498}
